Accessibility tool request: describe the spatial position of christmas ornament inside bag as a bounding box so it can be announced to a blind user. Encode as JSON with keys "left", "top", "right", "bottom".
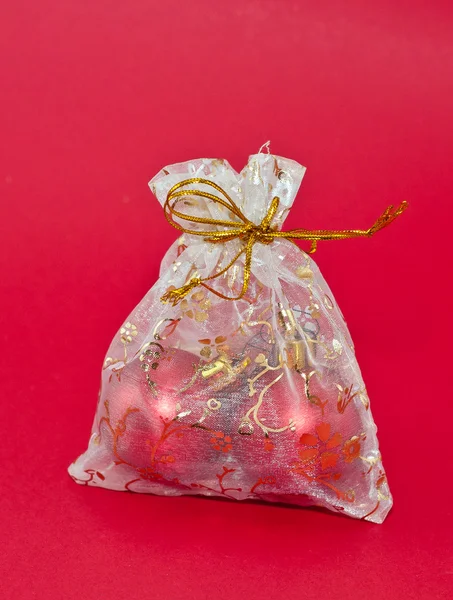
{"left": 69, "top": 148, "right": 406, "bottom": 523}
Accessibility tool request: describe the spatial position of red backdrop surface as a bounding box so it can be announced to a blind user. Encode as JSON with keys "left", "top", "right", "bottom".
{"left": 1, "top": 1, "right": 452, "bottom": 599}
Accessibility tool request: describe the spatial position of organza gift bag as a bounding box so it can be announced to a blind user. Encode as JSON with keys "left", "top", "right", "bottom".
{"left": 69, "top": 149, "right": 406, "bottom": 523}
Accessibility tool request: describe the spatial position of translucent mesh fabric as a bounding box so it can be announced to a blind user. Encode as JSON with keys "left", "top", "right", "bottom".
{"left": 69, "top": 152, "right": 392, "bottom": 523}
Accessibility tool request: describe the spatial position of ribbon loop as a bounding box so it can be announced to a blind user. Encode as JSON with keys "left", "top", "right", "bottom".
{"left": 161, "top": 178, "right": 407, "bottom": 305}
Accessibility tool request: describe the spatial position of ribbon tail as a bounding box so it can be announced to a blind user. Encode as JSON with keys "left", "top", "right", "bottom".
{"left": 308, "top": 240, "right": 318, "bottom": 254}
{"left": 367, "top": 201, "right": 408, "bottom": 236}
{"left": 161, "top": 278, "right": 201, "bottom": 306}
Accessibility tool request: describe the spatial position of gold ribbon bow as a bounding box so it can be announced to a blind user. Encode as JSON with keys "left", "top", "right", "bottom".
{"left": 161, "top": 177, "right": 407, "bottom": 306}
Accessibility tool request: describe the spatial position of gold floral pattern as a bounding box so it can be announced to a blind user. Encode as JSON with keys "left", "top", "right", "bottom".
{"left": 198, "top": 335, "right": 229, "bottom": 359}
{"left": 120, "top": 322, "right": 138, "bottom": 344}
{"left": 179, "top": 290, "right": 211, "bottom": 322}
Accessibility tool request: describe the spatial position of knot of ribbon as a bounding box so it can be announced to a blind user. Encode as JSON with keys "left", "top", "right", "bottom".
{"left": 160, "top": 177, "right": 407, "bottom": 306}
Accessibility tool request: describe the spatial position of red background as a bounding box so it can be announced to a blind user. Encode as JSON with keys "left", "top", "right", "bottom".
{"left": 1, "top": 1, "right": 452, "bottom": 598}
